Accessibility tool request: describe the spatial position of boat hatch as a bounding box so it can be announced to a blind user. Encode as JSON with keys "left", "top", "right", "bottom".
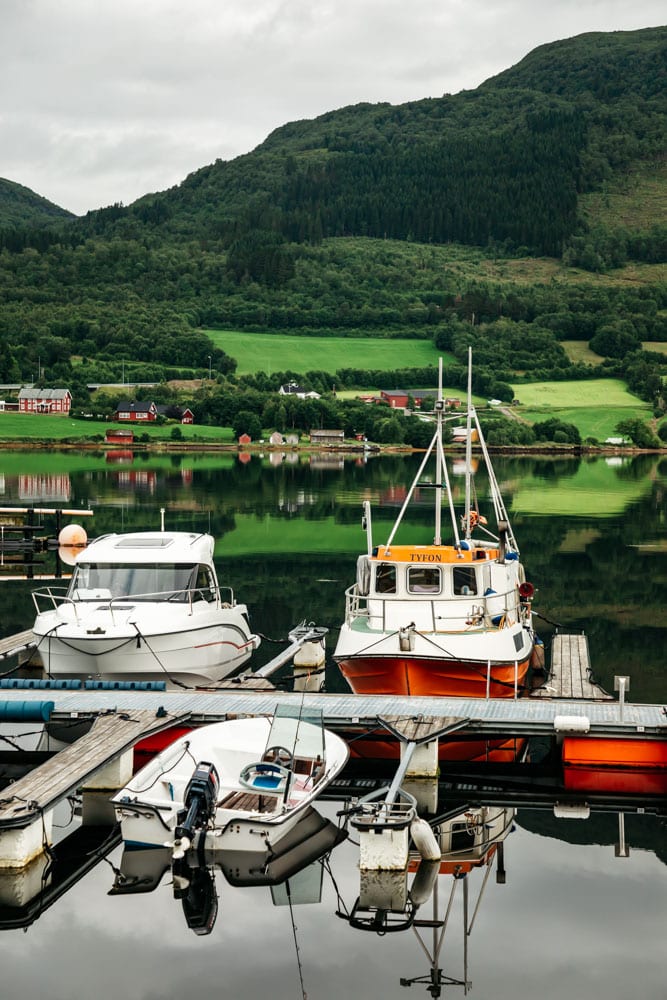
{"left": 114, "top": 537, "right": 174, "bottom": 549}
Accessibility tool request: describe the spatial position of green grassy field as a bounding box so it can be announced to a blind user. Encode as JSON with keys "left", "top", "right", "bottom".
{"left": 204, "top": 330, "right": 450, "bottom": 375}
{"left": 0, "top": 413, "right": 236, "bottom": 442}
{"left": 512, "top": 379, "right": 650, "bottom": 440}
{"left": 560, "top": 341, "right": 605, "bottom": 365}
{"left": 520, "top": 406, "right": 650, "bottom": 442}
{"left": 514, "top": 379, "right": 644, "bottom": 408}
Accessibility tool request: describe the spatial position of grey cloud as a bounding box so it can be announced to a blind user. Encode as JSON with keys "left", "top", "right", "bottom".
{"left": 0, "top": 0, "right": 664, "bottom": 213}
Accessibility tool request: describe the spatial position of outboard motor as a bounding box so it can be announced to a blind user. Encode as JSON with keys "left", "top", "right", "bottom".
{"left": 173, "top": 862, "right": 219, "bottom": 936}
{"left": 174, "top": 761, "right": 220, "bottom": 850}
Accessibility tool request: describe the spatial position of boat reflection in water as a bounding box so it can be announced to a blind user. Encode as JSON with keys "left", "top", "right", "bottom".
{"left": 109, "top": 805, "right": 347, "bottom": 936}
{"left": 338, "top": 806, "right": 515, "bottom": 997}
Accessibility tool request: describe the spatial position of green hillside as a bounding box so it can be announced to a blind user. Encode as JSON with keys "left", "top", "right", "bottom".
{"left": 0, "top": 177, "right": 74, "bottom": 229}
{"left": 0, "top": 26, "right": 665, "bottom": 450}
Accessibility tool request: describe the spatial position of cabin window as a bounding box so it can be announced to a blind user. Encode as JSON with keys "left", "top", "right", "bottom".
{"left": 68, "top": 562, "right": 197, "bottom": 601}
{"left": 375, "top": 563, "right": 397, "bottom": 594}
{"left": 407, "top": 566, "right": 441, "bottom": 594}
{"left": 195, "top": 565, "right": 217, "bottom": 602}
{"left": 450, "top": 821, "right": 476, "bottom": 853}
{"left": 453, "top": 566, "right": 477, "bottom": 596}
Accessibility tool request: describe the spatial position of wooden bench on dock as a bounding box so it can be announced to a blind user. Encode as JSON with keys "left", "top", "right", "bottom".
{"left": 531, "top": 632, "right": 613, "bottom": 701}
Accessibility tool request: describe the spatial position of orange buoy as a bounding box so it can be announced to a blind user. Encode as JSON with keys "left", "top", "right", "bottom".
{"left": 58, "top": 523, "right": 88, "bottom": 548}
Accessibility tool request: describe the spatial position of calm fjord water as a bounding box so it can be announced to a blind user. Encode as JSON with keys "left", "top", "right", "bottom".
{"left": 0, "top": 449, "right": 665, "bottom": 999}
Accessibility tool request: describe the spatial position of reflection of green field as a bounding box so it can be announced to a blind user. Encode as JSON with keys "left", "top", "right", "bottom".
{"left": 511, "top": 459, "right": 649, "bottom": 517}
{"left": 0, "top": 451, "right": 239, "bottom": 476}
{"left": 216, "top": 513, "right": 434, "bottom": 556}
{"left": 205, "top": 330, "right": 449, "bottom": 374}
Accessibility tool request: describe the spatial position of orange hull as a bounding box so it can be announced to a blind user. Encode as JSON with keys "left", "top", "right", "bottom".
{"left": 336, "top": 654, "right": 531, "bottom": 699}
{"left": 563, "top": 737, "right": 667, "bottom": 794}
{"left": 347, "top": 732, "right": 525, "bottom": 763}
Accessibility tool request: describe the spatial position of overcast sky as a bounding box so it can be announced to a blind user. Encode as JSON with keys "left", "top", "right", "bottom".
{"left": 1, "top": 0, "right": 664, "bottom": 216}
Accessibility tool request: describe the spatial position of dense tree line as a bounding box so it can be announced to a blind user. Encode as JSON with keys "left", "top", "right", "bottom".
{"left": 0, "top": 28, "right": 664, "bottom": 401}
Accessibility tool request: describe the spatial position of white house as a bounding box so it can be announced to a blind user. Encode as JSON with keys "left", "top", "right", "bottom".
{"left": 279, "top": 382, "right": 321, "bottom": 400}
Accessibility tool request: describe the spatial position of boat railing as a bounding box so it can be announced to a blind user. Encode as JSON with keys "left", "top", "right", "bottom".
{"left": 32, "top": 584, "right": 236, "bottom": 624}
{"left": 32, "top": 586, "right": 76, "bottom": 618}
{"left": 344, "top": 583, "right": 527, "bottom": 632}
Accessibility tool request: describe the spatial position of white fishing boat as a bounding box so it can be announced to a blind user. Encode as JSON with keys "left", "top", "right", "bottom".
{"left": 334, "top": 353, "right": 540, "bottom": 699}
{"left": 112, "top": 705, "right": 349, "bottom": 854}
{"left": 31, "top": 530, "right": 260, "bottom": 685}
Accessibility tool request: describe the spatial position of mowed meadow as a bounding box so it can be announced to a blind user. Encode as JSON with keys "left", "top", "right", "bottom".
{"left": 516, "top": 379, "right": 652, "bottom": 441}
{"left": 205, "top": 330, "right": 449, "bottom": 375}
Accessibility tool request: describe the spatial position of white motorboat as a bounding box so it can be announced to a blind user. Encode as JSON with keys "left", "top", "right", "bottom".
{"left": 31, "top": 530, "right": 260, "bottom": 685}
{"left": 112, "top": 704, "right": 349, "bottom": 854}
{"left": 333, "top": 353, "right": 540, "bottom": 700}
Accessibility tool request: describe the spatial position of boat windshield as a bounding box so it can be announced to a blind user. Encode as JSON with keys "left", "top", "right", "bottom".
{"left": 266, "top": 704, "right": 325, "bottom": 760}
{"left": 67, "top": 562, "right": 198, "bottom": 601}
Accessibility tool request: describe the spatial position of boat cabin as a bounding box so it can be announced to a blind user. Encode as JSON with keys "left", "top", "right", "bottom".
{"left": 354, "top": 544, "right": 524, "bottom": 632}
{"left": 66, "top": 532, "right": 221, "bottom": 604}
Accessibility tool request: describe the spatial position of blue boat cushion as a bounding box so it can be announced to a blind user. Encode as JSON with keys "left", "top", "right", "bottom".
{"left": 252, "top": 775, "right": 282, "bottom": 789}
{"left": 238, "top": 760, "right": 290, "bottom": 792}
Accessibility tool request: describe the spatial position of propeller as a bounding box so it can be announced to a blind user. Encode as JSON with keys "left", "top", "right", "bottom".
{"left": 164, "top": 835, "right": 191, "bottom": 860}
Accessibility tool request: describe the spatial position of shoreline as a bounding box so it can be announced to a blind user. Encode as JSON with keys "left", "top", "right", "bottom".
{"left": 0, "top": 439, "right": 663, "bottom": 456}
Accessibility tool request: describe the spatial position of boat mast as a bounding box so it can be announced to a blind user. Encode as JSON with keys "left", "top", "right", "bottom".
{"left": 384, "top": 359, "right": 459, "bottom": 551}
{"left": 434, "top": 358, "right": 443, "bottom": 546}
{"left": 464, "top": 348, "right": 473, "bottom": 542}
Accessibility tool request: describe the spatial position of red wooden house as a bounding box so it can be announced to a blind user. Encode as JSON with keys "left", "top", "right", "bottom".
{"left": 114, "top": 400, "right": 158, "bottom": 422}
{"left": 18, "top": 388, "right": 72, "bottom": 414}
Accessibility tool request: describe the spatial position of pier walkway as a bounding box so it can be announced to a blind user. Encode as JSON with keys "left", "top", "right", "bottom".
{"left": 0, "top": 687, "right": 663, "bottom": 738}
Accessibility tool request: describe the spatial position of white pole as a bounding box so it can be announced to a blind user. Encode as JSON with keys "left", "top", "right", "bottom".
{"left": 434, "top": 357, "right": 443, "bottom": 546}
{"left": 464, "top": 347, "right": 473, "bottom": 540}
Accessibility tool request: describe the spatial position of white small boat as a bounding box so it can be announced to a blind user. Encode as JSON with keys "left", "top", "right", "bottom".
{"left": 112, "top": 705, "right": 349, "bottom": 854}
{"left": 31, "top": 530, "right": 260, "bottom": 685}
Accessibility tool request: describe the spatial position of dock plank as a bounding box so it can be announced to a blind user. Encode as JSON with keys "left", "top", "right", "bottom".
{"left": 0, "top": 630, "right": 35, "bottom": 661}
{"left": 0, "top": 708, "right": 190, "bottom": 828}
{"left": 379, "top": 714, "right": 471, "bottom": 742}
{"left": 531, "top": 633, "right": 612, "bottom": 701}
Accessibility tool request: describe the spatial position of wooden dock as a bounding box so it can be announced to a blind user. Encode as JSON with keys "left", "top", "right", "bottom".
{"left": 0, "top": 630, "right": 35, "bottom": 664}
{"left": 531, "top": 632, "right": 613, "bottom": 701}
{"left": 0, "top": 707, "right": 189, "bottom": 867}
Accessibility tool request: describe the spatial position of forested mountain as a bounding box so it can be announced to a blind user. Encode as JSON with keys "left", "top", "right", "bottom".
{"left": 0, "top": 177, "right": 74, "bottom": 228}
{"left": 0, "top": 25, "right": 665, "bottom": 421}
{"left": 69, "top": 25, "right": 665, "bottom": 256}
